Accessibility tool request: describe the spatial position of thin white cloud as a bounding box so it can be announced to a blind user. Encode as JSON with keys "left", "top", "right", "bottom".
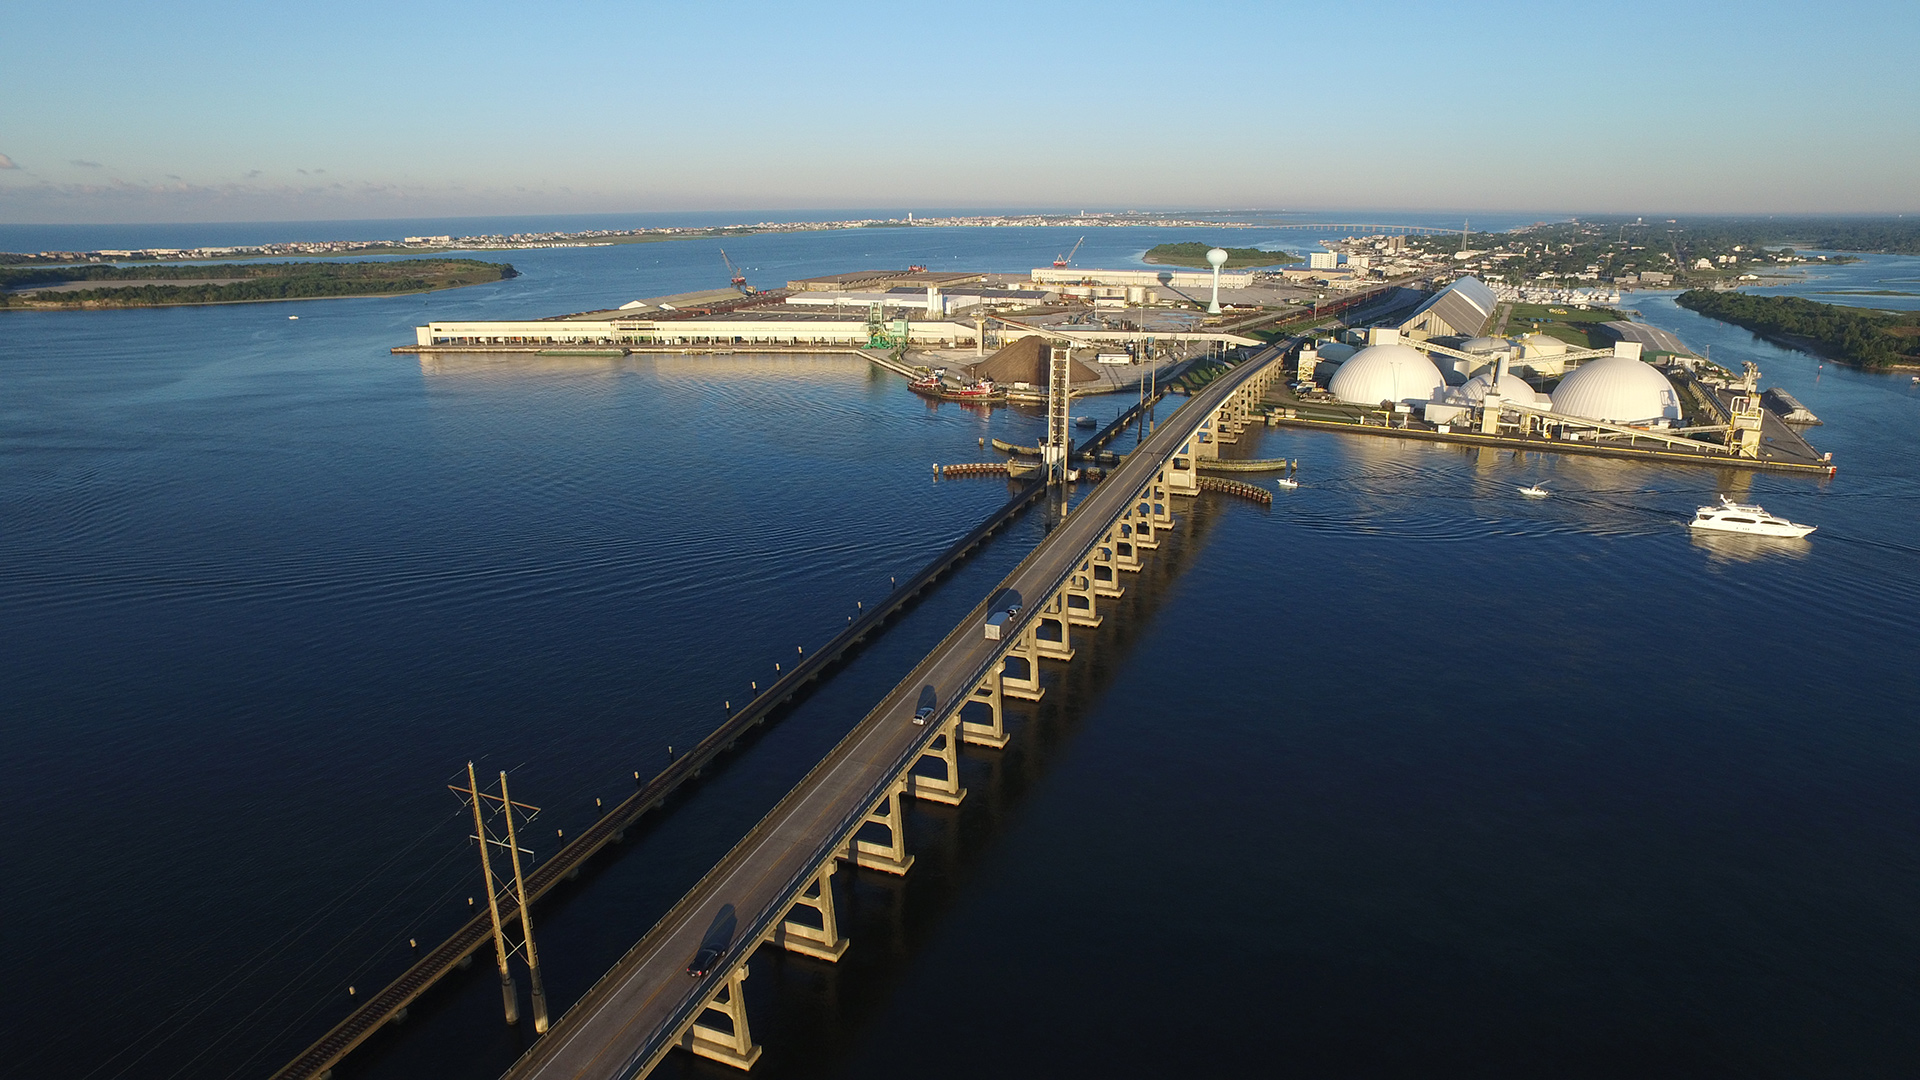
{"left": 0, "top": 153, "right": 18, "bottom": 169}
{"left": 71, "top": 159, "right": 103, "bottom": 168}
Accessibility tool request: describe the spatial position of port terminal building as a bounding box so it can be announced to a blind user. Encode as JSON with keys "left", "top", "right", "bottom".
{"left": 410, "top": 309, "right": 1257, "bottom": 351}
{"left": 1394, "top": 276, "right": 1499, "bottom": 338}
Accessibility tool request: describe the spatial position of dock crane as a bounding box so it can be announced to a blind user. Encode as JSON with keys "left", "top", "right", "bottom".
{"left": 719, "top": 248, "right": 754, "bottom": 294}
{"left": 1052, "top": 235, "right": 1085, "bottom": 268}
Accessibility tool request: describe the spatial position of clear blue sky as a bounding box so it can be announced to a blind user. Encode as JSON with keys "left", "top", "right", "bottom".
{"left": 1, "top": 0, "right": 1915, "bottom": 223}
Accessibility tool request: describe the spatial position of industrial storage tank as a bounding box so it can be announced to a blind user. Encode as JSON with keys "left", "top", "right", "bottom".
{"left": 1328, "top": 343, "right": 1447, "bottom": 405}
{"left": 1518, "top": 332, "right": 1569, "bottom": 359}
{"left": 1549, "top": 356, "right": 1683, "bottom": 423}
{"left": 1454, "top": 372, "right": 1547, "bottom": 407}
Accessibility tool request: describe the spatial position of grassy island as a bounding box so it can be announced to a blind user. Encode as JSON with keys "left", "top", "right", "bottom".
{"left": 1143, "top": 243, "right": 1299, "bottom": 269}
{"left": 1676, "top": 289, "right": 1920, "bottom": 370}
{"left": 0, "top": 259, "right": 516, "bottom": 310}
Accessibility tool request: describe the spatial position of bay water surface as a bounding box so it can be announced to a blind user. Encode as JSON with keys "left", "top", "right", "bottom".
{"left": 3, "top": 225, "right": 1917, "bottom": 1080}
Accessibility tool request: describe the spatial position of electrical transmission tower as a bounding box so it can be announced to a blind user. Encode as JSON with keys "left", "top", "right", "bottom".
{"left": 451, "top": 763, "right": 550, "bottom": 1032}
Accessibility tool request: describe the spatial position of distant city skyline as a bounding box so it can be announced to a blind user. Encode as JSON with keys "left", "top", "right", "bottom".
{"left": 3, "top": 0, "right": 1916, "bottom": 223}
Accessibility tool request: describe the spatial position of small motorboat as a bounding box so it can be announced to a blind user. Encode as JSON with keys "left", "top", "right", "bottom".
{"left": 1688, "top": 495, "right": 1815, "bottom": 538}
{"left": 288, "top": 315, "right": 299, "bottom": 320}
{"left": 1275, "top": 458, "right": 1301, "bottom": 490}
{"left": 1075, "top": 416, "right": 1097, "bottom": 429}
{"left": 1519, "top": 484, "right": 1550, "bottom": 498}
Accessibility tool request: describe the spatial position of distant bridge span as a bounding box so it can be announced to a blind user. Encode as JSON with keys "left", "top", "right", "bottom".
{"left": 1257, "top": 222, "right": 1463, "bottom": 236}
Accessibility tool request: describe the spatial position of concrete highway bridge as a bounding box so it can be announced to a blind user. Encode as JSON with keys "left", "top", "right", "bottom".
{"left": 497, "top": 341, "right": 1288, "bottom": 1080}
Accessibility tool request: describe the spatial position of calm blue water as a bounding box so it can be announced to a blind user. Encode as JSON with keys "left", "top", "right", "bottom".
{"left": 3, "top": 230, "right": 1916, "bottom": 1080}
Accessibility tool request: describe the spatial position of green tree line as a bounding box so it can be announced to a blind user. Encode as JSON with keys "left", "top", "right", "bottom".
{"left": 1, "top": 259, "right": 514, "bottom": 308}
{"left": 1676, "top": 289, "right": 1920, "bottom": 369}
{"left": 1143, "top": 243, "right": 1300, "bottom": 269}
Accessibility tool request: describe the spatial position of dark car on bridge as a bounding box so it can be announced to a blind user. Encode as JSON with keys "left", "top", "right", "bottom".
{"left": 687, "top": 945, "right": 725, "bottom": 977}
{"left": 912, "top": 705, "right": 935, "bottom": 725}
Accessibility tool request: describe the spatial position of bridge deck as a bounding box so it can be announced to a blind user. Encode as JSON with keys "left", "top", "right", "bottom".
{"left": 267, "top": 481, "right": 1046, "bottom": 1080}
{"left": 503, "top": 342, "right": 1285, "bottom": 1080}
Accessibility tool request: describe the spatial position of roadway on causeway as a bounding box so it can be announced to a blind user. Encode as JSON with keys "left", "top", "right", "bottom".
{"left": 503, "top": 342, "right": 1286, "bottom": 1080}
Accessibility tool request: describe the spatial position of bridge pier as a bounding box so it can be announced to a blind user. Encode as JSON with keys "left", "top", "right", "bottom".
{"left": 1065, "top": 562, "right": 1102, "bottom": 627}
{"left": 773, "top": 862, "right": 849, "bottom": 962}
{"left": 682, "top": 965, "right": 762, "bottom": 1070}
{"left": 962, "top": 671, "right": 1009, "bottom": 748}
{"left": 1112, "top": 524, "right": 1142, "bottom": 573}
{"left": 1088, "top": 540, "right": 1125, "bottom": 597}
{"left": 909, "top": 717, "right": 967, "bottom": 805}
{"left": 1193, "top": 415, "right": 1220, "bottom": 460}
{"left": 1000, "top": 623, "right": 1045, "bottom": 701}
{"left": 1166, "top": 444, "right": 1200, "bottom": 496}
{"left": 1128, "top": 494, "right": 1160, "bottom": 550}
{"left": 1148, "top": 479, "right": 1174, "bottom": 528}
{"left": 844, "top": 778, "right": 914, "bottom": 874}
{"left": 1035, "top": 591, "right": 1074, "bottom": 662}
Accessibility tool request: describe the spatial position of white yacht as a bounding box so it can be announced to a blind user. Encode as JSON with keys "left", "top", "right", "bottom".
{"left": 1688, "top": 496, "right": 1815, "bottom": 538}
{"left": 1519, "top": 484, "right": 1550, "bottom": 498}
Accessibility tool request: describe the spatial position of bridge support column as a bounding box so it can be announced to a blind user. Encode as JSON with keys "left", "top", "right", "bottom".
{"left": 1194, "top": 415, "right": 1220, "bottom": 460}
{"left": 1035, "top": 591, "right": 1074, "bottom": 663}
{"left": 1149, "top": 480, "right": 1174, "bottom": 528}
{"left": 1167, "top": 441, "right": 1200, "bottom": 496}
{"left": 1130, "top": 491, "right": 1160, "bottom": 549}
{"left": 774, "top": 862, "right": 849, "bottom": 962}
{"left": 1114, "top": 522, "right": 1142, "bottom": 573}
{"left": 1065, "top": 563, "right": 1102, "bottom": 627}
{"left": 910, "top": 716, "right": 967, "bottom": 805}
{"left": 845, "top": 778, "right": 915, "bottom": 874}
{"left": 683, "top": 965, "right": 763, "bottom": 1070}
{"left": 1214, "top": 399, "right": 1241, "bottom": 443}
{"left": 962, "top": 671, "right": 1009, "bottom": 748}
{"left": 1001, "top": 624, "right": 1045, "bottom": 701}
{"left": 1089, "top": 541, "right": 1124, "bottom": 598}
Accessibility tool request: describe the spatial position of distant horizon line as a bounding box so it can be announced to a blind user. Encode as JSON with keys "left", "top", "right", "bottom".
{"left": 1, "top": 207, "right": 1912, "bottom": 231}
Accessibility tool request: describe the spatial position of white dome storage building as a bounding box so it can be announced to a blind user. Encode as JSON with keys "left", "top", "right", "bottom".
{"left": 1453, "top": 372, "right": 1548, "bottom": 408}
{"left": 1549, "top": 356, "right": 1683, "bottom": 423}
{"left": 1328, "top": 343, "right": 1446, "bottom": 405}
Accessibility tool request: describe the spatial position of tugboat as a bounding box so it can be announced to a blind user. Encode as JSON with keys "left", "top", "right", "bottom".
{"left": 908, "top": 368, "right": 948, "bottom": 397}
{"left": 951, "top": 378, "right": 998, "bottom": 400}
{"left": 1688, "top": 495, "right": 1815, "bottom": 538}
